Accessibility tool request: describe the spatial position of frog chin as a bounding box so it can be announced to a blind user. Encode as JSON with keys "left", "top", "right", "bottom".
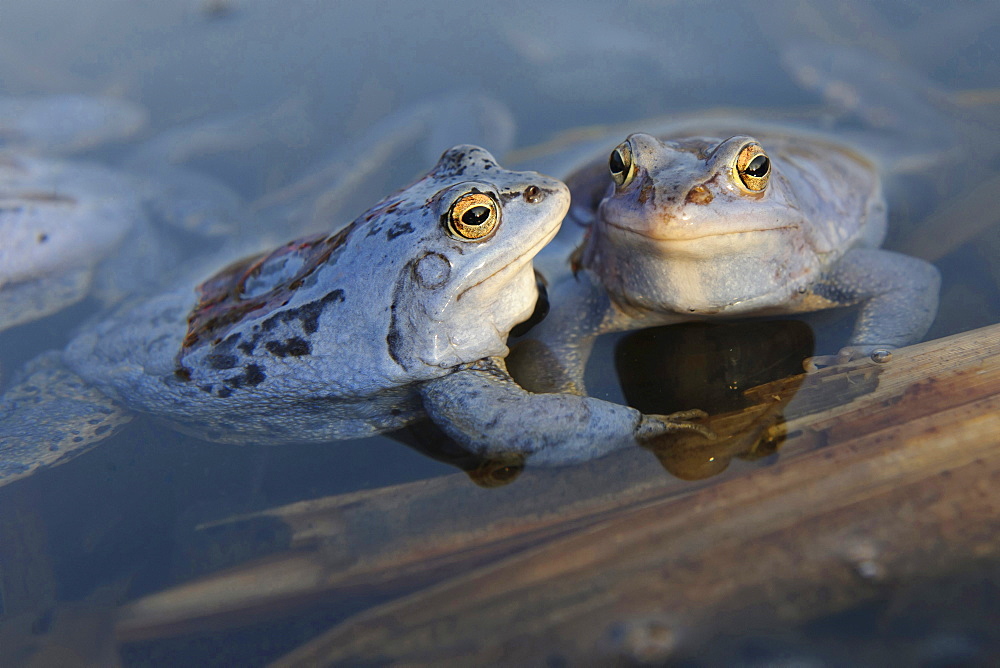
{"left": 428, "top": 262, "right": 538, "bottom": 367}
{"left": 604, "top": 241, "right": 817, "bottom": 315}
{"left": 602, "top": 217, "right": 800, "bottom": 248}
{"left": 392, "top": 262, "right": 539, "bottom": 372}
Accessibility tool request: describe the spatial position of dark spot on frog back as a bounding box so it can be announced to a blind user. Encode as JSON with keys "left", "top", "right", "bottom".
{"left": 243, "top": 364, "right": 266, "bottom": 386}
{"left": 262, "top": 289, "right": 345, "bottom": 335}
{"left": 206, "top": 352, "right": 238, "bottom": 370}
{"left": 179, "top": 223, "right": 355, "bottom": 361}
{"left": 386, "top": 221, "right": 414, "bottom": 240}
{"left": 213, "top": 363, "right": 267, "bottom": 393}
{"left": 364, "top": 198, "right": 407, "bottom": 238}
{"left": 264, "top": 336, "right": 312, "bottom": 357}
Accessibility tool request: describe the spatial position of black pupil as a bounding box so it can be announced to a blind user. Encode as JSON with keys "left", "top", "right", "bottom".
{"left": 462, "top": 205, "right": 491, "bottom": 226}
{"left": 746, "top": 154, "right": 769, "bottom": 177}
{"left": 609, "top": 149, "right": 626, "bottom": 174}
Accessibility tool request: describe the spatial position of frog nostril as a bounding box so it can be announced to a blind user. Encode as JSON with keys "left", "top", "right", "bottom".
{"left": 686, "top": 185, "right": 713, "bottom": 205}
{"left": 523, "top": 185, "right": 544, "bottom": 204}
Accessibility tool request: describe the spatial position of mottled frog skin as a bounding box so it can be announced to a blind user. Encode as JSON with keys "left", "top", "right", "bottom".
{"left": 67, "top": 145, "right": 563, "bottom": 443}
{"left": 518, "top": 123, "right": 940, "bottom": 394}
{"left": 0, "top": 145, "right": 708, "bottom": 485}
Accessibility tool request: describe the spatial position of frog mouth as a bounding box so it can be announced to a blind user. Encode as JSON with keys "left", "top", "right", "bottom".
{"left": 601, "top": 219, "right": 799, "bottom": 241}
{"left": 456, "top": 222, "right": 560, "bottom": 302}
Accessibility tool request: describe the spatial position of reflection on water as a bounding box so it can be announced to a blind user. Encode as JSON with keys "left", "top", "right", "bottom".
{"left": 617, "top": 320, "right": 815, "bottom": 415}
{"left": 617, "top": 320, "right": 815, "bottom": 480}
{"left": 0, "top": 0, "right": 999, "bottom": 664}
{"left": 393, "top": 321, "right": 816, "bottom": 485}
{"left": 679, "top": 563, "right": 1000, "bottom": 666}
{"left": 389, "top": 419, "right": 527, "bottom": 488}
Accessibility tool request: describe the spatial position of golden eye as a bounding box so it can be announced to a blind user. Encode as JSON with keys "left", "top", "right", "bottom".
{"left": 609, "top": 141, "right": 636, "bottom": 188}
{"left": 734, "top": 142, "right": 770, "bottom": 192}
{"left": 447, "top": 192, "right": 499, "bottom": 241}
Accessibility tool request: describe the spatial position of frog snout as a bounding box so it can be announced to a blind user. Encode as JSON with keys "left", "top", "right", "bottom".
{"left": 686, "top": 184, "right": 714, "bottom": 205}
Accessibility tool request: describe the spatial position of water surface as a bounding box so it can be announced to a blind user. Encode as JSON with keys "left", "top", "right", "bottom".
{"left": 0, "top": 1, "right": 998, "bottom": 665}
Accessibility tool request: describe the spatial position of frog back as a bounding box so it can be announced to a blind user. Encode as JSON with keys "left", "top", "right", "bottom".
{"left": 67, "top": 221, "right": 424, "bottom": 410}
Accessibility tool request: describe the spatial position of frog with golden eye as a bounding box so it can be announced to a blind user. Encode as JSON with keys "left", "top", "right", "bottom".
{"left": 0, "top": 145, "right": 710, "bottom": 487}
{"left": 513, "top": 122, "right": 940, "bottom": 395}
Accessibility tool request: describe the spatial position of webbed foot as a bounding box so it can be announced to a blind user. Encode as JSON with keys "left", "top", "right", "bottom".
{"left": 0, "top": 352, "right": 131, "bottom": 487}
{"left": 638, "top": 409, "right": 715, "bottom": 440}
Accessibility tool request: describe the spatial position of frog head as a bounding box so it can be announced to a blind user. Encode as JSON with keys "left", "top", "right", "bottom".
{"left": 179, "top": 145, "right": 569, "bottom": 387}
{"left": 583, "top": 132, "right": 812, "bottom": 313}
{"left": 385, "top": 145, "right": 569, "bottom": 372}
{"left": 596, "top": 132, "right": 803, "bottom": 249}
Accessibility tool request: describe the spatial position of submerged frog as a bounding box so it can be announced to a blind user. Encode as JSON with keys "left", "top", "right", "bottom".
{"left": 0, "top": 153, "right": 152, "bottom": 331}
{"left": 0, "top": 145, "right": 708, "bottom": 487}
{"left": 0, "top": 93, "right": 261, "bottom": 334}
{"left": 0, "top": 150, "right": 249, "bottom": 333}
{"left": 514, "top": 119, "right": 940, "bottom": 393}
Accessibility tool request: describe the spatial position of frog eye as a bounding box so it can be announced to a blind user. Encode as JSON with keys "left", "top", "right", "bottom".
{"left": 446, "top": 191, "right": 500, "bottom": 241}
{"left": 609, "top": 141, "right": 636, "bottom": 188}
{"left": 734, "top": 142, "right": 770, "bottom": 191}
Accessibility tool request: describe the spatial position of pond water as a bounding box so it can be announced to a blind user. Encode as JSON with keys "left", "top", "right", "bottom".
{"left": 0, "top": 0, "right": 999, "bottom": 665}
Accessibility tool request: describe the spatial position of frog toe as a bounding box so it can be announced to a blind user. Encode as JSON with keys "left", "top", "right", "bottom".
{"left": 804, "top": 345, "right": 895, "bottom": 371}
{"left": 839, "top": 345, "right": 896, "bottom": 364}
{"left": 638, "top": 412, "right": 715, "bottom": 440}
{"left": 802, "top": 354, "right": 838, "bottom": 372}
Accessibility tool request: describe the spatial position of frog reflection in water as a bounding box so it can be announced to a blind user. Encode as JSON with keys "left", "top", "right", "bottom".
{"left": 0, "top": 146, "right": 711, "bottom": 486}
{"left": 615, "top": 319, "right": 817, "bottom": 481}
{"left": 514, "top": 126, "right": 941, "bottom": 395}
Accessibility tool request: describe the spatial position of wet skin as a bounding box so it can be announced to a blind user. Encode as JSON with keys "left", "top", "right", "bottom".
{"left": 518, "top": 127, "right": 940, "bottom": 394}
{"left": 0, "top": 145, "right": 710, "bottom": 486}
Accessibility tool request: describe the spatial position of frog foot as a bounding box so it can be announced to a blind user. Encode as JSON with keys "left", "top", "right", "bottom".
{"left": 803, "top": 346, "right": 896, "bottom": 371}
{"left": 638, "top": 409, "right": 715, "bottom": 440}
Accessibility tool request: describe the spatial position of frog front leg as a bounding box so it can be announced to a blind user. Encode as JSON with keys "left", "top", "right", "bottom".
{"left": 507, "top": 273, "right": 609, "bottom": 395}
{"left": 419, "top": 357, "right": 709, "bottom": 466}
{"left": 803, "top": 247, "right": 940, "bottom": 368}
{"left": 508, "top": 271, "right": 688, "bottom": 395}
